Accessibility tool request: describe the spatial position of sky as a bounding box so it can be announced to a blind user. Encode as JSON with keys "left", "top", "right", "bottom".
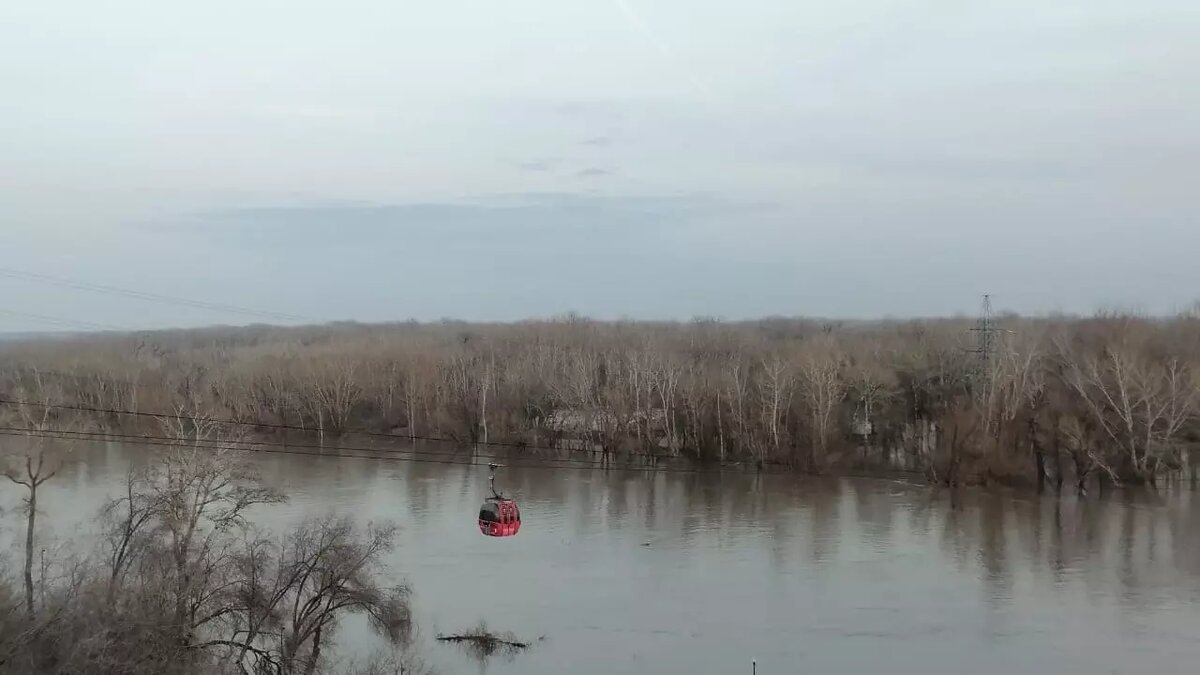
{"left": 1, "top": 0, "right": 1197, "bottom": 330}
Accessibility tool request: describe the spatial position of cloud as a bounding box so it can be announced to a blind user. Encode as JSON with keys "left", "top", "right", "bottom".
{"left": 582, "top": 136, "right": 613, "bottom": 147}
{"left": 192, "top": 192, "right": 748, "bottom": 245}
{"left": 554, "top": 101, "right": 623, "bottom": 121}
{"left": 574, "top": 168, "right": 613, "bottom": 179}
{"left": 240, "top": 103, "right": 377, "bottom": 123}
{"left": 517, "top": 158, "right": 559, "bottom": 172}
{"left": 160, "top": 192, "right": 791, "bottom": 322}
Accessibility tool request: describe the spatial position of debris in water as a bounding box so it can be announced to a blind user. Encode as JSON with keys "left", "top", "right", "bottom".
{"left": 437, "top": 621, "right": 530, "bottom": 660}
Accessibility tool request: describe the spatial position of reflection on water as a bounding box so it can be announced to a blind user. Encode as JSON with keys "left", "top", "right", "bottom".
{"left": 5, "top": 440, "right": 1200, "bottom": 674}
{"left": 436, "top": 620, "right": 535, "bottom": 675}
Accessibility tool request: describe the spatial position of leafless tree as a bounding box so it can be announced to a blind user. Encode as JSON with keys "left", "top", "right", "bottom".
{"left": 757, "top": 355, "right": 791, "bottom": 463}
{"left": 1059, "top": 322, "right": 1198, "bottom": 486}
{"left": 4, "top": 451, "right": 60, "bottom": 618}
{"left": 797, "top": 338, "right": 848, "bottom": 469}
{"left": 273, "top": 518, "right": 410, "bottom": 675}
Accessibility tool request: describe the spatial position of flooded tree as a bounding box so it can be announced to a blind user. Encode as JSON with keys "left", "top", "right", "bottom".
{"left": 0, "top": 438, "right": 418, "bottom": 675}
{"left": 0, "top": 311, "right": 1196, "bottom": 492}
{"left": 4, "top": 451, "right": 59, "bottom": 619}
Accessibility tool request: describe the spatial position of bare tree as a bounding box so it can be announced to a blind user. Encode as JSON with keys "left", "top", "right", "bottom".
{"left": 100, "top": 466, "right": 162, "bottom": 599}
{"left": 797, "top": 339, "right": 848, "bottom": 469}
{"left": 724, "top": 356, "right": 752, "bottom": 461}
{"left": 272, "top": 518, "right": 411, "bottom": 675}
{"left": 757, "top": 355, "right": 792, "bottom": 463}
{"left": 1, "top": 374, "right": 70, "bottom": 620}
{"left": 1060, "top": 325, "right": 1197, "bottom": 486}
{"left": 5, "top": 451, "right": 59, "bottom": 618}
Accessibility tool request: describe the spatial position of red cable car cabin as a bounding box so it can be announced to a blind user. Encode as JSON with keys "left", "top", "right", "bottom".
{"left": 478, "top": 498, "right": 520, "bottom": 537}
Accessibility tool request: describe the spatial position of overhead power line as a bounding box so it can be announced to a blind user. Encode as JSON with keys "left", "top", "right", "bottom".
{"left": 0, "top": 398, "right": 777, "bottom": 473}
{"left": 0, "top": 427, "right": 527, "bottom": 471}
{"left": 0, "top": 424, "right": 623, "bottom": 471}
{"left": 0, "top": 308, "right": 124, "bottom": 332}
{"left": 0, "top": 395, "right": 702, "bottom": 463}
{"left": 0, "top": 425, "right": 781, "bottom": 476}
{"left": 0, "top": 267, "right": 315, "bottom": 324}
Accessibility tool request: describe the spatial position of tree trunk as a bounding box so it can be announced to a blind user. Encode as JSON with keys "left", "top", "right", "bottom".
{"left": 1074, "top": 453, "right": 1089, "bottom": 496}
{"left": 175, "top": 551, "right": 189, "bottom": 638}
{"left": 480, "top": 376, "right": 489, "bottom": 446}
{"left": 304, "top": 622, "right": 324, "bottom": 675}
{"left": 317, "top": 409, "right": 325, "bottom": 448}
{"left": 23, "top": 483, "right": 36, "bottom": 618}
{"left": 1051, "top": 426, "right": 1064, "bottom": 492}
{"left": 716, "top": 390, "right": 725, "bottom": 462}
{"left": 407, "top": 392, "right": 417, "bottom": 441}
{"left": 1029, "top": 416, "right": 1046, "bottom": 493}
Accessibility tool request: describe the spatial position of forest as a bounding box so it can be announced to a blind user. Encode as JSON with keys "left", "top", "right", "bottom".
{"left": 0, "top": 310, "right": 1197, "bottom": 493}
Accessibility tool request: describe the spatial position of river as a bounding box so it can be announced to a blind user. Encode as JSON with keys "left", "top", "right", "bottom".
{"left": 7, "top": 441, "right": 1200, "bottom": 675}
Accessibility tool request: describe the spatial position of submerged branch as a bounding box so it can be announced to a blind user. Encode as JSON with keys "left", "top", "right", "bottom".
{"left": 436, "top": 622, "right": 531, "bottom": 655}
{"left": 436, "top": 633, "right": 529, "bottom": 649}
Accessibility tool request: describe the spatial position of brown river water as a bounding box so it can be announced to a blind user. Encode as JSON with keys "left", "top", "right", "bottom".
{"left": 5, "top": 441, "right": 1200, "bottom": 675}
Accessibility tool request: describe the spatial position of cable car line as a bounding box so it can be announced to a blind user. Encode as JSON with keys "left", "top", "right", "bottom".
{"left": 0, "top": 428, "right": 523, "bottom": 470}
{"left": 0, "top": 426, "right": 773, "bottom": 476}
{"left": 0, "top": 396, "right": 686, "bottom": 466}
{"left": 0, "top": 375, "right": 641, "bottom": 458}
{"left": 0, "top": 275, "right": 770, "bottom": 468}
{"left": 0, "top": 308, "right": 125, "bottom": 332}
{"left": 0, "top": 424, "right": 783, "bottom": 476}
{"left": 0, "top": 424, "right": 645, "bottom": 472}
{"left": 0, "top": 267, "right": 314, "bottom": 324}
{"left": 0, "top": 396, "right": 753, "bottom": 468}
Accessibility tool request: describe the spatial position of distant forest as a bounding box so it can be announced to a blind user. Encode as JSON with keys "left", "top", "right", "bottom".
{"left": 1, "top": 311, "right": 1197, "bottom": 493}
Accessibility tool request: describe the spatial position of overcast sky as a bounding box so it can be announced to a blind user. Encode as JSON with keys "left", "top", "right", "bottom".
{"left": 1, "top": 0, "right": 1197, "bottom": 330}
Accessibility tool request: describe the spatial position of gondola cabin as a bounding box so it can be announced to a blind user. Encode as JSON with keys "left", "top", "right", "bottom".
{"left": 478, "top": 497, "right": 520, "bottom": 537}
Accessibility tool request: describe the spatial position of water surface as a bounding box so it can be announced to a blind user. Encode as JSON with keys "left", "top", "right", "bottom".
{"left": 11, "top": 442, "right": 1200, "bottom": 675}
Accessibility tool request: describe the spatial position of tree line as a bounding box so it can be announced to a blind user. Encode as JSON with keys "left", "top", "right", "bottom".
{"left": 0, "top": 311, "right": 1198, "bottom": 492}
